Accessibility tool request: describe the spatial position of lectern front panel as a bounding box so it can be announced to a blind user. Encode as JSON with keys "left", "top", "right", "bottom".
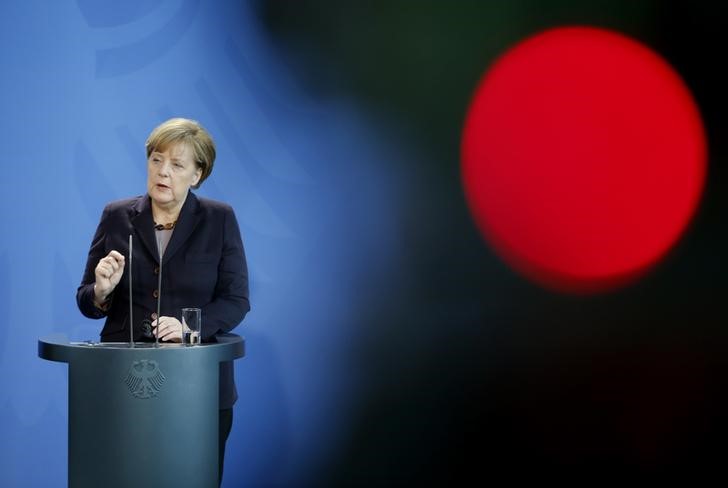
{"left": 38, "top": 336, "right": 245, "bottom": 488}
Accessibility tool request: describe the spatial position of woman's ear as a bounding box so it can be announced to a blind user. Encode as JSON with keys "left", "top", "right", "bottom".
{"left": 192, "top": 167, "right": 202, "bottom": 187}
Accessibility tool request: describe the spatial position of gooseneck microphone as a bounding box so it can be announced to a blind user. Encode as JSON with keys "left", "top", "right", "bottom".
{"left": 129, "top": 234, "right": 134, "bottom": 346}
{"left": 155, "top": 232, "right": 163, "bottom": 348}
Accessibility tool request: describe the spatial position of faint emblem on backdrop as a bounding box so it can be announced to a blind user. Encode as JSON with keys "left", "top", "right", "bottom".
{"left": 124, "top": 359, "right": 166, "bottom": 399}
{"left": 76, "top": 0, "right": 200, "bottom": 77}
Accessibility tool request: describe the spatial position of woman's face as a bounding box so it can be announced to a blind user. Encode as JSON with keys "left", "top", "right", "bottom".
{"left": 147, "top": 142, "right": 202, "bottom": 210}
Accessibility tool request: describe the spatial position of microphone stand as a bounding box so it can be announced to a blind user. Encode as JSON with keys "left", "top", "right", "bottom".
{"left": 129, "top": 235, "right": 134, "bottom": 347}
{"left": 155, "top": 232, "right": 162, "bottom": 348}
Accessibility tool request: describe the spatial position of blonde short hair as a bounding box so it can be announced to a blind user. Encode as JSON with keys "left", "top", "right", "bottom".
{"left": 145, "top": 118, "right": 216, "bottom": 189}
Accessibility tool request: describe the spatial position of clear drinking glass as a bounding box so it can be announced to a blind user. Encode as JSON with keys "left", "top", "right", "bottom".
{"left": 181, "top": 308, "right": 201, "bottom": 345}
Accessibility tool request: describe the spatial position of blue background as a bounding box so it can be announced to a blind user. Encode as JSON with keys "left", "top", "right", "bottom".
{"left": 3, "top": 0, "right": 728, "bottom": 486}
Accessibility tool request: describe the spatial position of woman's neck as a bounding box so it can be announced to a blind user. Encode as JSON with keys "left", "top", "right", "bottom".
{"left": 151, "top": 200, "right": 183, "bottom": 225}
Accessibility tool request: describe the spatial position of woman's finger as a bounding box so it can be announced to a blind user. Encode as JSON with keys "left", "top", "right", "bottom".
{"left": 97, "top": 263, "right": 111, "bottom": 279}
{"left": 97, "top": 260, "right": 113, "bottom": 276}
{"left": 108, "top": 250, "right": 125, "bottom": 262}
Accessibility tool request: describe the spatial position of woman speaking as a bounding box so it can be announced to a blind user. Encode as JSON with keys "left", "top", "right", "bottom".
{"left": 76, "top": 117, "right": 250, "bottom": 485}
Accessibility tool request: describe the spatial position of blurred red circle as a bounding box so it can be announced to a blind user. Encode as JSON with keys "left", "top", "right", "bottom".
{"left": 461, "top": 26, "right": 706, "bottom": 293}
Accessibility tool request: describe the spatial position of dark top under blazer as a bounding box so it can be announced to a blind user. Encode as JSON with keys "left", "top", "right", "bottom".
{"left": 76, "top": 192, "right": 250, "bottom": 409}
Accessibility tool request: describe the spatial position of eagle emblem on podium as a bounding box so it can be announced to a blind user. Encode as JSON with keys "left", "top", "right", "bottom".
{"left": 124, "top": 359, "right": 166, "bottom": 399}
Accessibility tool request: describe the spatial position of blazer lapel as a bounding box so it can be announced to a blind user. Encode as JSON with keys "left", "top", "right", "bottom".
{"left": 130, "top": 195, "right": 160, "bottom": 263}
{"left": 161, "top": 191, "right": 201, "bottom": 266}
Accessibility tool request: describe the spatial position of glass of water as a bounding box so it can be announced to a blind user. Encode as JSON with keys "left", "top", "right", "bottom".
{"left": 181, "top": 308, "right": 201, "bottom": 346}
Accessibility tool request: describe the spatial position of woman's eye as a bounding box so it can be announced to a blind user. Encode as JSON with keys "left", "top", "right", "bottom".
{"left": 174, "top": 163, "right": 183, "bottom": 168}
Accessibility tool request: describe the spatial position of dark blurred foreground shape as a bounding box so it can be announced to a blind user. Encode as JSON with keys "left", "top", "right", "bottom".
{"left": 258, "top": 1, "right": 728, "bottom": 484}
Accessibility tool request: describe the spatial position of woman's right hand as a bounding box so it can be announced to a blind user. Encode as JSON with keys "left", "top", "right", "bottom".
{"left": 94, "top": 250, "right": 125, "bottom": 303}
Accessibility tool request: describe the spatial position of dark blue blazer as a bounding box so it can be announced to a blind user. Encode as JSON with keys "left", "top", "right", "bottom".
{"left": 76, "top": 192, "right": 250, "bottom": 409}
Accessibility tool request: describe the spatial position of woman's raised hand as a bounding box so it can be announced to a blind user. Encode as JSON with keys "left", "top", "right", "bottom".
{"left": 94, "top": 250, "right": 125, "bottom": 303}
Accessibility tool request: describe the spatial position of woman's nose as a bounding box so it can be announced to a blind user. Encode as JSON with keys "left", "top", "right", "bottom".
{"left": 157, "top": 161, "right": 171, "bottom": 176}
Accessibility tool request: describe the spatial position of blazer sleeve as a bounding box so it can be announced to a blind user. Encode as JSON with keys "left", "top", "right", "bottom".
{"left": 76, "top": 205, "right": 111, "bottom": 319}
{"left": 201, "top": 207, "right": 250, "bottom": 339}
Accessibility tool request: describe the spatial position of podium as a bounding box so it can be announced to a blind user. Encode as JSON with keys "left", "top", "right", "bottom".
{"left": 38, "top": 334, "right": 245, "bottom": 488}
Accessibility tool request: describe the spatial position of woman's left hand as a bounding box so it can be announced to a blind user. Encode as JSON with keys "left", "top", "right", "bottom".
{"left": 153, "top": 316, "right": 184, "bottom": 342}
